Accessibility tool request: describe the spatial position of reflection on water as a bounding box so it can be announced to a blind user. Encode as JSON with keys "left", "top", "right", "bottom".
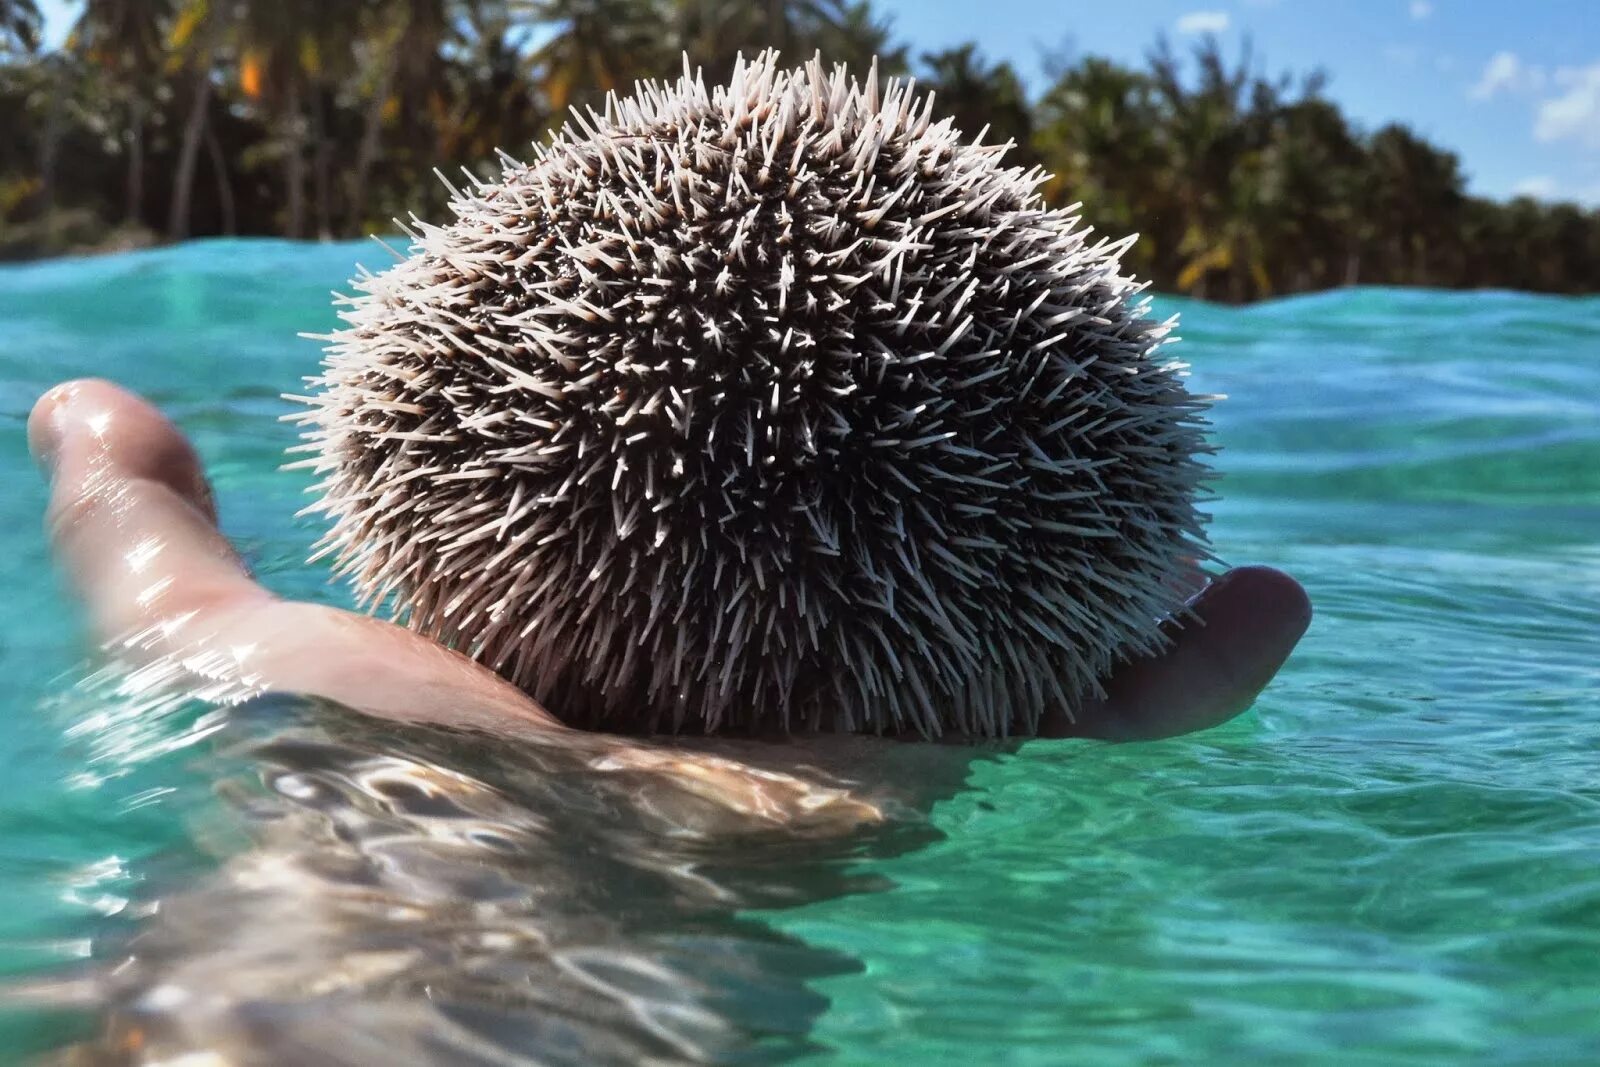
{"left": 27, "top": 692, "right": 955, "bottom": 1065}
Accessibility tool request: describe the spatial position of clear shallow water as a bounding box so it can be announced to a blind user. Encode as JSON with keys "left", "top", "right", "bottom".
{"left": 0, "top": 241, "right": 1597, "bottom": 1062}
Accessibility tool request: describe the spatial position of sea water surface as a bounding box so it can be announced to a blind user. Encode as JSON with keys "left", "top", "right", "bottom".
{"left": 0, "top": 241, "right": 1597, "bottom": 1063}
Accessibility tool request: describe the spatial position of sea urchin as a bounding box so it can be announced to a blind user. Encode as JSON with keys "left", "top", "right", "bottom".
{"left": 294, "top": 51, "right": 1212, "bottom": 737}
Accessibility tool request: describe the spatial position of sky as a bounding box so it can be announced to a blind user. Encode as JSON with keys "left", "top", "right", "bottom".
{"left": 34, "top": 0, "right": 1600, "bottom": 206}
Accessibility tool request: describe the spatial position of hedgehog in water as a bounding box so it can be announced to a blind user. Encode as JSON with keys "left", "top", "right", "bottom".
{"left": 294, "top": 51, "right": 1212, "bottom": 738}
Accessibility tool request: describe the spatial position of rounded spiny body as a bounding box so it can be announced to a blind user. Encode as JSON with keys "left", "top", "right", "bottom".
{"left": 296, "top": 52, "right": 1211, "bottom": 737}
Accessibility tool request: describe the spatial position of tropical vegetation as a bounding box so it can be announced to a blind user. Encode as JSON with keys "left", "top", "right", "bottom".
{"left": 1, "top": 0, "right": 1596, "bottom": 301}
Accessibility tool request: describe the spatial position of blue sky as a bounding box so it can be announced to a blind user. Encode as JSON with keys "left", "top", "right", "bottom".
{"left": 36, "top": 0, "right": 1600, "bottom": 205}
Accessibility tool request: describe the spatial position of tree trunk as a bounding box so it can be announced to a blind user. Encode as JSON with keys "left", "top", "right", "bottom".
{"left": 312, "top": 85, "right": 333, "bottom": 240}
{"left": 204, "top": 121, "right": 236, "bottom": 236}
{"left": 39, "top": 56, "right": 66, "bottom": 244}
{"left": 169, "top": 68, "right": 214, "bottom": 239}
{"left": 126, "top": 94, "right": 145, "bottom": 226}
{"left": 284, "top": 76, "right": 306, "bottom": 238}
{"left": 347, "top": 48, "right": 397, "bottom": 233}
{"left": 766, "top": 0, "right": 787, "bottom": 52}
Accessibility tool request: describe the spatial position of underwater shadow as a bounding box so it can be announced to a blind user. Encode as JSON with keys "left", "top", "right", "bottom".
{"left": 41, "top": 695, "right": 1019, "bottom": 1065}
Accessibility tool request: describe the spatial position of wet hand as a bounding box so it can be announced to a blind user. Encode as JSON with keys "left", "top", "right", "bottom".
{"left": 29, "top": 378, "right": 1309, "bottom": 754}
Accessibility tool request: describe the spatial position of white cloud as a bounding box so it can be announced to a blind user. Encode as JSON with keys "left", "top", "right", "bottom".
{"left": 1535, "top": 61, "right": 1600, "bottom": 148}
{"left": 1175, "top": 11, "right": 1230, "bottom": 35}
{"left": 1511, "top": 176, "right": 1557, "bottom": 199}
{"left": 1410, "top": 0, "right": 1433, "bottom": 19}
{"left": 1384, "top": 45, "right": 1421, "bottom": 67}
{"left": 1471, "top": 52, "right": 1548, "bottom": 100}
{"left": 1472, "top": 52, "right": 1522, "bottom": 99}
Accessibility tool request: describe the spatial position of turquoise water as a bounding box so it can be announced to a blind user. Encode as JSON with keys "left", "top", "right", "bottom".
{"left": 2, "top": 241, "right": 1598, "bottom": 1062}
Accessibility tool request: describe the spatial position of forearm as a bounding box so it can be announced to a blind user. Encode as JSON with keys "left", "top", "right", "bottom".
{"left": 32, "top": 379, "right": 559, "bottom": 732}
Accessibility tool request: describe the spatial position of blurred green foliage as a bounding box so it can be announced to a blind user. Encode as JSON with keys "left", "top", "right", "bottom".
{"left": 1, "top": 0, "right": 1596, "bottom": 300}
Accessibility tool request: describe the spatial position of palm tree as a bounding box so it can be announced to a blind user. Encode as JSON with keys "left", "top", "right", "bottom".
{"left": 167, "top": 0, "right": 228, "bottom": 239}
{"left": 1033, "top": 55, "right": 1166, "bottom": 277}
{"left": 1544, "top": 202, "right": 1599, "bottom": 293}
{"left": 0, "top": 0, "right": 40, "bottom": 57}
{"left": 431, "top": 0, "right": 548, "bottom": 171}
{"left": 346, "top": 0, "right": 449, "bottom": 233}
{"left": 228, "top": 0, "right": 364, "bottom": 238}
{"left": 303, "top": 3, "right": 367, "bottom": 238}
{"left": 918, "top": 43, "right": 1034, "bottom": 166}
{"left": 1142, "top": 36, "right": 1280, "bottom": 299}
{"left": 71, "top": 0, "right": 174, "bottom": 226}
{"left": 1365, "top": 124, "right": 1465, "bottom": 286}
{"left": 234, "top": 0, "right": 310, "bottom": 237}
{"left": 1259, "top": 93, "right": 1365, "bottom": 289}
{"left": 529, "top": 0, "right": 669, "bottom": 117}
{"left": 670, "top": 0, "right": 758, "bottom": 81}
{"left": 1, "top": 0, "right": 49, "bottom": 234}
{"left": 804, "top": 0, "right": 904, "bottom": 74}
{"left": 3, "top": 0, "right": 1597, "bottom": 294}
{"left": 670, "top": 0, "right": 899, "bottom": 81}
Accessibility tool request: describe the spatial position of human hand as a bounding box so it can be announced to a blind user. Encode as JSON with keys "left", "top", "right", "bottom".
{"left": 29, "top": 379, "right": 1308, "bottom": 752}
{"left": 24, "top": 378, "right": 879, "bottom": 833}
{"left": 1039, "top": 564, "right": 1311, "bottom": 741}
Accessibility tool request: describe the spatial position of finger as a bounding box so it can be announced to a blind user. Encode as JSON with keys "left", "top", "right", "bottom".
{"left": 29, "top": 378, "right": 268, "bottom": 646}
{"left": 1041, "top": 566, "right": 1312, "bottom": 741}
{"left": 32, "top": 379, "right": 564, "bottom": 732}
{"left": 30, "top": 378, "right": 218, "bottom": 523}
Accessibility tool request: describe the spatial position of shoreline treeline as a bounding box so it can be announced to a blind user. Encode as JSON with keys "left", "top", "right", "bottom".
{"left": 1, "top": 0, "right": 1595, "bottom": 302}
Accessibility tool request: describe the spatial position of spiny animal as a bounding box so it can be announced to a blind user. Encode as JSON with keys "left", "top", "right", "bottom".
{"left": 293, "top": 50, "right": 1213, "bottom": 737}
